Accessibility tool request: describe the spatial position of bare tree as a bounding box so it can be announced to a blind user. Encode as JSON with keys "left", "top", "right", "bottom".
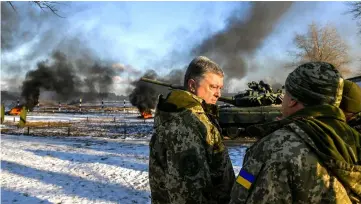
{"left": 7, "top": 1, "right": 65, "bottom": 18}
{"left": 347, "top": 2, "right": 361, "bottom": 34}
{"left": 289, "top": 23, "right": 351, "bottom": 75}
{"left": 345, "top": 2, "right": 361, "bottom": 75}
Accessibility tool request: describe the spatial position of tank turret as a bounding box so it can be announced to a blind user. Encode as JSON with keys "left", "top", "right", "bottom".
{"left": 218, "top": 80, "right": 284, "bottom": 139}
{"left": 219, "top": 81, "right": 283, "bottom": 107}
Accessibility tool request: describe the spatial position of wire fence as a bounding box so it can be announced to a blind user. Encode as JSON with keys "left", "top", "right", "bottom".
{"left": 1, "top": 110, "right": 154, "bottom": 139}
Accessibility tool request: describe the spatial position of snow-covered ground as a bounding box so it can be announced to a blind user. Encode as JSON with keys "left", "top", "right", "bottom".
{"left": 1, "top": 134, "right": 248, "bottom": 204}
{"left": 1, "top": 110, "right": 249, "bottom": 203}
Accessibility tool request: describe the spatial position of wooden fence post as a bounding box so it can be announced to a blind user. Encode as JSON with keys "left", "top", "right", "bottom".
{"left": 124, "top": 122, "right": 127, "bottom": 137}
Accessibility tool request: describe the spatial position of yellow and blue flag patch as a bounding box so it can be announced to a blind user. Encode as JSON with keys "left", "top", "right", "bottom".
{"left": 236, "top": 169, "right": 255, "bottom": 190}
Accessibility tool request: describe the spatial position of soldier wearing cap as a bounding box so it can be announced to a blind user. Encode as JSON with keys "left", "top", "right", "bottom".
{"left": 230, "top": 62, "right": 361, "bottom": 203}
{"left": 340, "top": 79, "right": 361, "bottom": 133}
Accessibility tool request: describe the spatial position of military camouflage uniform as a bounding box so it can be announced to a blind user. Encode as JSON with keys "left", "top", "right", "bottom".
{"left": 349, "top": 113, "right": 361, "bottom": 133}
{"left": 340, "top": 80, "right": 361, "bottom": 134}
{"left": 231, "top": 115, "right": 361, "bottom": 203}
{"left": 230, "top": 62, "right": 361, "bottom": 204}
{"left": 230, "top": 107, "right": 361, "bottom": 204}
{"left": 149, "top": 90, "right": 235, "bottom": 204}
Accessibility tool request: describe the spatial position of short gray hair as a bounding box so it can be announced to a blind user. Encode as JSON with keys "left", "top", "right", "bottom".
{"left": 183, "top": 56, "right": 224, "bottom": 87}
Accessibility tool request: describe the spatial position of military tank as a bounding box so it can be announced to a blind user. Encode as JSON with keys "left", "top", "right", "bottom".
{"left": 139, "top": 77, "right": 284, "bottom": 139}
{"left": 218, "top": 81, "right": 284, "bottom": 139}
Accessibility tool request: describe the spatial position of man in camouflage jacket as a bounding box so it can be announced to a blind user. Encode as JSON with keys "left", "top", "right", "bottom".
{"left": 340, "top": 79, "right": 361, "bottom": 133}
{"left": 149, "top": 56, "right": 235, "bottom": 204}
{"left": 232, "top": 62, "right": 361, "bottom": 203}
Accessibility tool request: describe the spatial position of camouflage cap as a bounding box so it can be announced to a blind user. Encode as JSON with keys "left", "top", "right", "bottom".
{"left": 285, "top": 62, "right": 344, "bottom": 106}
{"left": 339, "top": 80, "right": 361, "bottom": 113}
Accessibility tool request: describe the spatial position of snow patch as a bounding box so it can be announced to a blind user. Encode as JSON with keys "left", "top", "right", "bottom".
{"left": 1, "top": 134, "right": 247, "bottom": 203}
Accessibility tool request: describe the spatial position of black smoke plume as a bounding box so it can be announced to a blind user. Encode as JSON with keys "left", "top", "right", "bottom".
{"left": 128, "top": 2, "right": 293, "bottom": 110}
{"left": 1, "top": 1, "right": 69, "bottom": 94}
{"left": 129, "top": 70, "right": 159, "bottom": 114}
{"left": 192, "top": 1, "right": 293, "bottom": 80}
{"left": 128, "top": 69, "right": 185, "bottom": 113}
{"left": 21, "top": 51, "right": 120, "bottom": 110}
{"left": 2, "top": 2, "right": 124, "bottom": 109}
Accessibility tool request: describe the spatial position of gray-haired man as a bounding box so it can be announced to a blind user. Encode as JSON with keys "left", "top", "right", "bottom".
{"left": 149, "top": 56, "right": 235, "bottom": 204}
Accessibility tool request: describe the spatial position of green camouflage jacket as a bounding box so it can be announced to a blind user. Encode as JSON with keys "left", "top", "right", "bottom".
{"left": 231, "top": 105, "right": 361, "bottom": 204}
{"left": 149, "top": 90, "right": 235, "bottom": 204}
{"left": 349, "top": 113, "right": 361, "bottom": 134}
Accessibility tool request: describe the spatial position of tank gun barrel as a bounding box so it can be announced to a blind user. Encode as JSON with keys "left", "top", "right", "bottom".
{"left": 140, "top": 77, "right": 234, "bottom": 105}
{"left": 140, "top": 77, "right": 184, "bottom": 90}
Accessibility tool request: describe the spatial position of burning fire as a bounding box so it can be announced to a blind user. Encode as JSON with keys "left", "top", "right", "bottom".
{"left": 9, "top": 106, "right": 23, "bottom": 115}
{"left": 140, "top": 109, "right": 152, "bottom": 119}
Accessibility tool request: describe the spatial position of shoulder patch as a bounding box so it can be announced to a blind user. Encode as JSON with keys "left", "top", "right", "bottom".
{"left": 236, "top": 169, "right": 255, "bottom": 190}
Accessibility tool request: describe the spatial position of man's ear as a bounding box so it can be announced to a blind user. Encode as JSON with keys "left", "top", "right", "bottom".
{"left": 188, "top": 79, "right": 196, "bottom": 93}
{"left": 288, "top": 98, "right": 298, "bottom": 108}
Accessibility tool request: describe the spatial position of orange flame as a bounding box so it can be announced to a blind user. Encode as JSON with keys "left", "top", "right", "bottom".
{"left": 140, "top": 110, "right": 152, "bottom": 119}
{"left": 9, "top": 107, "right": 22, "bottom": 115}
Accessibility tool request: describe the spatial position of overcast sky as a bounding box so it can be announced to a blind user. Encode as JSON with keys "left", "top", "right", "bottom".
{"left": 1, "top": 1, "right": 360, "bottom": 94}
